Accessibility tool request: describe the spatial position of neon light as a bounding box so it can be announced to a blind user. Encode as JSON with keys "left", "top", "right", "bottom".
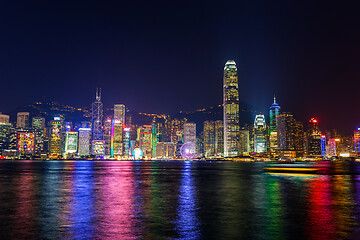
{"left": 111, "top": 119, "right": 115, "bottom": 157}
{"left": 133, "top": 148, "right": 143, "bottom": 159}
{"left": 124, "top": 128, "right": 130, "bottom": 131}
{"left": 54, "top": 117, "right": 61, "bottom": 120}
{"left": 78, "top": 128, "right": 91, "bottom": 131}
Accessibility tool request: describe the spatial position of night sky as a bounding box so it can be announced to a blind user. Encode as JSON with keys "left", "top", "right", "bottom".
{"left": 1, "top": 1, "right": 359, "bottom": 134}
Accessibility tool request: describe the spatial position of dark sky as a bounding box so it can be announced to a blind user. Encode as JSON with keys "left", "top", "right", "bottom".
{"left": 1, "top": 0, "right": 359, "bottom": 134}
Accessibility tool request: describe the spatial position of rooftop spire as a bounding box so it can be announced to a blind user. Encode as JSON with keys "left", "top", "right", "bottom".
{"left": 273, "top": 94, "right": 276, "bottom": 104}
{"left": 96, "top": 88, "right": 101, "bottom": 101}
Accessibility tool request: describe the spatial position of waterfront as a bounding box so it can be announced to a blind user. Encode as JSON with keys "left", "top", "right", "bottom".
{"left": 0, "top": 160, "right": 359, "bottom": 239}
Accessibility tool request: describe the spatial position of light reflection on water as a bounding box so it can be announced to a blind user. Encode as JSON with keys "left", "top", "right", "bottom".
{"left": 0, "top": 161, "right": 359, "bottom": 239}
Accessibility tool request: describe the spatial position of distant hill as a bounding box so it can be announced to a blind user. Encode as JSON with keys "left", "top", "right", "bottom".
{"left": 6, "top": 101, "right": 258, "bottom": 133}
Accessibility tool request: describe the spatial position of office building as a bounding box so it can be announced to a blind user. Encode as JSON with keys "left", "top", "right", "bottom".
{"left": 254, "top": 115, "right": 267, "bottom": 153}
{"left": 156, "top": 142, "right": 176, "bottom": 158}
{"left": 269, "top": 96, "right": 280, "bottom": 154}
{"left": 49, "top": 118, "right": 62, "bottom": 158}
{"left": 16, "top": 112, "right": 29, "bottom": 129}
{"left": 223, "top": 60, "right": 239, "bottom": 157}
{"left": 0, "top": 114, "right": 10, "bottom": 124}
{"left": 114, "top": 104, "right": 126, "bottom": 125}
{"left": 78, "top": 128, "right": 91, "bottom": 156}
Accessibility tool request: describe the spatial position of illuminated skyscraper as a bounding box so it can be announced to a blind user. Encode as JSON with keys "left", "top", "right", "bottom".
{"left": 64, "top": 131, "right": 78, "bottom": 155}
{"left": 306, "top": 118, "right": 322, "bottom": 157}
{"left": 277, "top": 113, "right": 304, "bottom": 158}
{"left": 111, "top": 119, "right": 123, "bottom": 157}
{"left": 123, "top": 127, "right": 131, "bottom": 157}
{"left": 214, "top": 120, "right": 224, "bottom": 156}
{"left": 321, "top": 135, "right": 327, "bottom": 157}
{"left": 49, "top": 118, "right": 62, "bottom": 158}
{"left": 354, "top": 128, "right": 360, "bottom": 154}
{"left": 138, "top": 125, "right": 153, "bottom": 158}
{"left": 223, "top": 60, "right": 239, "bottom": 157}
{"left": 269, "top": 96, "right": 280, "bottom": 154}
{"left": 239, "top": 129, "right": 250, "bottom": 154}
{"left": 254, "top": 115, "right": 267, "bottom": 153}
{"left": 203, "top": 121, "right": 215, "bottom": 157}
{"left": 114, "top": 104, "right": 125, "bottom": 125}
{"left": 16, "top": 112, "right": 29, "bottom": 129}
{"left": 78, "top": 128, "right": 91, "bottom": 156}
{"left": 32, "top": 117, "right": 45, "bottom": 154}
{"left": 183, "top": 122, "right": 196, "bottom": 146}
{"left": 17, "top": 132, "right": 34, "bottom": 155}
{"left": 0, "top": 123, "right": 11, "bottom": 151}
{"left": 92, "top": 88, "right": 104, "bottom": 141}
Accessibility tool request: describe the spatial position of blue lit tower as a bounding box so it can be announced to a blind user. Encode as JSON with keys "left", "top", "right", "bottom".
{"left": 223, "top": 60, "right": 239, "bottom": 157}
{"left": 92, "top": 88, "right": 104, "bottom": 141}
{"left": 269, "top": 96, "right": 280, "bottom": 154}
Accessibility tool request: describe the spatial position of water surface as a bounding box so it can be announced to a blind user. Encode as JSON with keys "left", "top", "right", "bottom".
{"left": 0, "top": 160, "right": 359, "bottom": 239}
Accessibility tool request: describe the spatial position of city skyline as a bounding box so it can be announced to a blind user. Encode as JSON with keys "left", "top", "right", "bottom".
{"left": 1, "top": 1, "right": 359, "bottom": 135}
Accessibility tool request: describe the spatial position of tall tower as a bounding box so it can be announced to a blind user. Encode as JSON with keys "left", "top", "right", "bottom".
{"left": 269, "top": 96, "right": 280, "bottom": 155}
{"left": 223, "top": 60, "right": 239, "bottom": 157}
{"left": 92, "top": 88, "right": 104, "bottom": 141}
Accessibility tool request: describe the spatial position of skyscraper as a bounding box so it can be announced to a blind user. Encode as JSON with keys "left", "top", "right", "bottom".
{"left": 277, "top": 113, "right": 304, "bottom": 158}
{"left": 269, "top": 96, "right": 280, "bottom": 155}
{"left": 78, "top": 128, "right": 91, "bottom": 156}
{"left": 111, "top": 119, "right": 123, "bottom": 157}
{"left": 16, "top": 112, "right": 29, "bottom": 129}
{"left": 114, "top": 104, "right": 125, "bottom": 125}
{"left": 32, "top": 117, "right": 45, "bottom": 154}
{"left": 203, "top": 121, "right": 215, "bottom": 157}
{"left": 92, "top": 88, "right": 104, "bottom": 153}
{"left": 49, "top": 118, "right": 62, "bottom": 158}
{"left": 183, "top": 122, "right": 196, "bottom": 147}
{"left": 306, "top": 118, "right": 322, "bottom": 157}
{"left": 254, "top": 115, "right": 267, "bottom": 153}
{"left": 223, "top": 60, "right": 239, "bottom": 157}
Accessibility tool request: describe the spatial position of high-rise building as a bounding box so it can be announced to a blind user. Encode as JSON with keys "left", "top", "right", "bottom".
{"left": 138, "top": 125, "right": 153, "bottom": 158}
{"left": 32, "top": 117, "right": 45, "bottom": 129}
{"left": 183, "top": 122, "right": 196, "bottom": 150}
{"left": 277, "top": 113, "right": 303, "bottom": 158}
{"left": 111, "top": 119, "right": 123, "bottom": 157}
{"left": 239, "top": 129, "right": 250, "bottom": 154}
{"left": 32, "top": 117, "right": 45, "bottom": 154}
{"left": 17, "top": 131, "right": 35, "bottom": 155}
{"left": 78, "top": 128, "right": 91, "bottom": 156}
{"left": 269, "top": 96, "right": 280, "bottom": 154}
{"left": 104, "top": 118, "right": 112, "bottom": 156}
{"left": 123, "top": 127, "right": 131, "bottom": 157}
{"left": 327, "top": 138, "right": 340, "bottom": 157}
{"left": 0, "top": 123, "right": 11, "bottom": 151}
{"left": 203, "top": 120, "right": 224, "bottom": 158}
{"left": 114, "top": 104, "right": 126, "bottom": 125}
{"left": 49, "top": 118, "right": 62, "bottom": 158}
{"left": 354, "top": 128, "right": 360, "bottom": 154}
{"left": 321, "top": 135, "right": 327, "bottom": 157}
{"left": 214, "top": 120, "right": 224, "bottom": 156}
{"left": 203, "top": 121, "right": 215, "bottom": 157}
{"left": 0, "top": 114, "right": 10, "bottom": 124}
{"left": 223, "top": 60, "right": 240, "bottom": 157}
{"left": 254, "top": 115, "right": 267, "bottom": 153}
{"left": 16, "top": 112, "right": 29, "bottom": 129}
{"left": 92, "top": 88, "right": 104, "bottom": 150}
{"left": 306, "top": 118, "right": 322, "bottom": 157}
{"left": 64, "top": 131, "right": 78, "bottom": 155}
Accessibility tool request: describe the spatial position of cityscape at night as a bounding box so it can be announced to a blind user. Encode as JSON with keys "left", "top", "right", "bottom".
{"left": 1, "top": 0, "right": 360, "bottom": 239}
{"left": 0, "top": 59, "right": 359, "bottom": 161}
